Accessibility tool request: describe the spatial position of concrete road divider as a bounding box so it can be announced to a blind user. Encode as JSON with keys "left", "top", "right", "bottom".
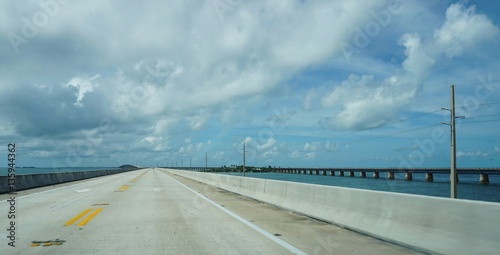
{"left": 0, "top": 167, "right": 140, "bottom": 194}
{"left": 165, "top": 169, "right": 500, "bottom": 255}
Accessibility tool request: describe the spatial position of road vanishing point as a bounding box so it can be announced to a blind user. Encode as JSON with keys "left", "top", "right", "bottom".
{"left": 0, "top": 168, "right": 422, "bottom": 255}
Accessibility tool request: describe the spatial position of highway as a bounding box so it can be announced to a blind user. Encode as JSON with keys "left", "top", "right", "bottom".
{"left": 1, "top": 168, "right": 421, "bottom": 254}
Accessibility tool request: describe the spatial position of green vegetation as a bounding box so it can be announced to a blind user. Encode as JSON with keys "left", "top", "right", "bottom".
{"left": 200, "top": 165, "right": 274, "bottom": 173}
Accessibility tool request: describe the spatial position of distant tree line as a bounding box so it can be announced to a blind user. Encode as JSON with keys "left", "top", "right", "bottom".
{"left": 200, "top": 165, "right": 276, "bottom": 173}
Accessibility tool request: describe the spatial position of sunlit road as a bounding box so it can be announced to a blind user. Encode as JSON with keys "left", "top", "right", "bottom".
{"left": 1, "top": 168, "right": 421, "bottom": 254}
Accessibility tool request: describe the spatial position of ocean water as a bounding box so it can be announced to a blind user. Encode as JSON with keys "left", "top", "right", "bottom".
{"left": 222, "top": 172, "right": 500, "bottom": 203}
{"left": 0, "top": 167, "right": 120, "bottom": 176}
{"left": 2, "top": 167, "right": 499, "bottom": 203}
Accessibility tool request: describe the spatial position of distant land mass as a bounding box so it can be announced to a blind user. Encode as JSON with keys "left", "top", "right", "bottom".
{"left": 119, "top": 165, "right": 140, "bottom": 169}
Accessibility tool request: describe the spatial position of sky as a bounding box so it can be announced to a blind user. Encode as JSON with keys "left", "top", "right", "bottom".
{"left": 0, "top": 0, "right": 499, "bottom": 169}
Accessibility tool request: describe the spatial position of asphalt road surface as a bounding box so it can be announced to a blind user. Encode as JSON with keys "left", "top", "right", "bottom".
{"left": 0, "top": 168, "right": 422, "bottom": 254}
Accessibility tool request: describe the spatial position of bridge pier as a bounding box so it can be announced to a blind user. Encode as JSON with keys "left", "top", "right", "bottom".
{"left": 268, "top": 168, "right": 499, "bottom": 184}
{"left": 425, "top": 173, "right": 434, "bottom": 182}
{"left": 387, "top": 171, "right": 395, "bottom": 180}
{"left": 405, "top": 172, "right": 413, "bottom": 181}
{"left": 480, "top": 174, "right": 490, "bottom": 185}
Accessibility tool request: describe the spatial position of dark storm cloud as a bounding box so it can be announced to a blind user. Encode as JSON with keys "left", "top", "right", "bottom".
{"left": 1, "top": 83, "right": 108, "bottom": 137}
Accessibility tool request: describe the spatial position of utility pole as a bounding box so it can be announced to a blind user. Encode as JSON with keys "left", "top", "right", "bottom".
{"left": 205, "top": 152, "right": 208, "bottom": 170}
{"left": 243, "top": 142, "right": 246, "bottom": 177}
{"left": 450, "top": 84, "right": 457, "bottom": 199}
{"left": 190, "top": 156, "right": 192, "bottom": 168}
{"left": 441, "top": 85, "right": 461, "bottom": 198}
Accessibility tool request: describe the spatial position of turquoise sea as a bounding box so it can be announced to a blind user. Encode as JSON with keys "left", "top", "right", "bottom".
{"left": 0, "top": 167, "right": 120, "bottom": 176}
{"left": 2, "top": 167, "right": 500, "bottom": 203}
{"left": 222, "top": 172, "right": 500, "bottom": 203}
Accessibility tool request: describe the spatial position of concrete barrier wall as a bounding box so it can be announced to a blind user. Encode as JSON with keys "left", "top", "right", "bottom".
{"left": 166, "top": 169, "right": 500, "bottom": 255}
{"left": 0, "top": 168, "right": 139, "bottom": 194}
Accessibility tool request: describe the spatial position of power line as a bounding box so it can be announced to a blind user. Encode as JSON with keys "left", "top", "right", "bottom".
{"left": 457, "top": 100, "right": 500, "bottom": 109}
{"left": 388, "top": 109, "right": 443, "bottom": 125}
{"left": 326, "top": 108, "right": 444, "bottom": 141}
{"left": 461, "top": 119, "right": 500, "bottom": 124}
{"left": 346, "top": 124, "right": 441, "bottom": 145}
{"left": 303, "top": 124, "right": 442, "bottom": 150}
{"left": 466, "top": 113, "right": 500, "bottom": 119}
{"left": 478, "top": 101, "right": 500, "bottom": 107}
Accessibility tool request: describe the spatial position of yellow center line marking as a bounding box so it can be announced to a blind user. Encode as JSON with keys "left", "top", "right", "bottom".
{"left": 76, "top": 208, "right": 103, "bottom": 227}
{"left": 115, "top": 185, "right": 129, "bottom": 191}
{"left": 64, "top": 208, "right": 92, "bottom": 226}
{"left": 31, "top": 239, "right": 66, "bottom": 247}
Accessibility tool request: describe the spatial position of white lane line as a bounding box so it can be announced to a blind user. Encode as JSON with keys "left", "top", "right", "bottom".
{"left": 165, "top": 174, "right": 308, "bottom": 255}
{"left": 0, "top": 170, "right": 144, "bottom": 203}
{"left": 0, "top": 180, "right": 92, "bottom": 203}
{"left": 76, "top": 188, "right": 92, "bottom": 193}
{"left": 49, "top": 179, "right": 121, "bottom": 210}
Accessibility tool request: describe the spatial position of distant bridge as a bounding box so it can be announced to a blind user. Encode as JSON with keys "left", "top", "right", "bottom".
{"left": 272, "top": 167, "right": 500, "bottom": 184}
{"left": 170, "top": 167, "right": 500, "bottom": 184}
